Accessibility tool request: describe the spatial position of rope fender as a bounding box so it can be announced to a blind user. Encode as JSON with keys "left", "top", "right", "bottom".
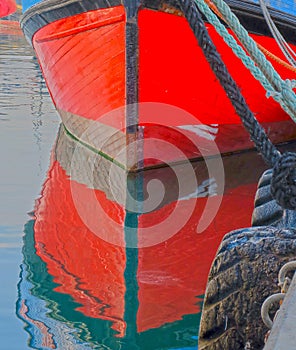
{"left": 178, "top": 0, "right": 296, "bottom": 210}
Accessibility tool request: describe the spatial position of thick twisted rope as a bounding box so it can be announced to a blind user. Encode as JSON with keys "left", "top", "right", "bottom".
{"left": 271, "top": 152, "right": 296, "bottom": 210}
{"left": 196, "top": 0, "right": 296, "bottom": 118}
{"left": 206, "top": 0, "right": 296, "bottom": 122}
{"left": 178, "top": 0, "right": 296, "bottom": 210}
{"left": 204, "top": 0, "right": 296, "bottom": 73}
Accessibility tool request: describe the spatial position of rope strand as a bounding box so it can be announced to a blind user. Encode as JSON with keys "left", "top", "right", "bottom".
{"left": 197, "top": 0, "right": 296, "bottom": 120}
{"left": 206, "top": 0, "right": 296, "bottom": 121}
{"left": 179, "top": 0, "right": 280, "bottom": 166}
{"left": 196, "top": 0, "right": 295, "bottom": 117}
{"left": 179, "top": 0, "right": 296, "bottom": 209}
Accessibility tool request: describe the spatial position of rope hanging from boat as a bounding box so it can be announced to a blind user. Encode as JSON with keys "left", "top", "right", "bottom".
{"left": 259, "top": 0, "right": 296, "bottom": 67}
{"left": 178, "top": 0, "right": 296, "bottom": 210}
{"left": 195, "top": 0, "right": 296, "bottom": 123}
{"left": 256, "top": 43, "right": 296, "bottom": 74}
{"left": 203, "top": 0, "right": 296, "bottom": 74}
{"left": 197, "top": 0, "right": 294, "bottom": 117}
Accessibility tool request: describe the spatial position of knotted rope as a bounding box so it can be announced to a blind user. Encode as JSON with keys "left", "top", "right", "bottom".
{"left": 178, "top": 0, "right": 296, "bottom": 210}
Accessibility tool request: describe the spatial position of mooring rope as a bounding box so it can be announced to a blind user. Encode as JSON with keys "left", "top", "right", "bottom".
{"left": 257, "top": 43, "right": 296, "bottom": 74}
{"left": 259, "top": 0, "right": 296, "bottom": 67}
{"left": 204, "top": 0, "right": 296, "bottom": 74}
{"left": 196, "top": 0, "right": 296, "bottom": 118}
{"left": 178, "top": 0, "right": 296, "bottom": 210}
{"left": 195, "top": 0, "right": 296, "bottom": 121}
{"left": 206, "top": 0, "right": 296, "bottom": 121}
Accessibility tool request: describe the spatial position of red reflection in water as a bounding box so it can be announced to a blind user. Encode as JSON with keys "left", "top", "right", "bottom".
{"left": 32, "top": 137, "right": 260, "bottom": 336}
{"left": 0, "top": 20, "right": 22, "bottom": 36}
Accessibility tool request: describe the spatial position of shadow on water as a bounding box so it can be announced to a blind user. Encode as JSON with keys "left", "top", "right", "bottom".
{"left": 15, "top": 123, "right": 296, "bottom": 349}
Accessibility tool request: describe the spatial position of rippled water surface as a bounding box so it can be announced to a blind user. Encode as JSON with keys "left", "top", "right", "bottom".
{"left": 0, "top": 21, "right": 59, "bottom": 349}
{"left": 2, "top": 16, "right": 295, "bottom": 350}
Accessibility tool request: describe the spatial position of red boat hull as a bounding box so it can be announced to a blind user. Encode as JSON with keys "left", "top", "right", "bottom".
{"left": 21, "top": 2, "right": 296, "bottom": 169}
{"left": 0, "top": 0, "right": 16, "bottom": 18}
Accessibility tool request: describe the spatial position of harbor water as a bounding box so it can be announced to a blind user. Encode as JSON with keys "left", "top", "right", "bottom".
{"left": 0, "top": 20, "right": 60, "bottom": 349}
{"left": 1, "top": 16, "right": 295, "bottom": 350}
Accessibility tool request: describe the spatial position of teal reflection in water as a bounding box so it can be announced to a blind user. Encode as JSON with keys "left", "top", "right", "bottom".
{"left": 15, "top": 119, "right": 279, "bottom": 349}
{"left": 17, "top": 220, "right": 201, "bottom": 349}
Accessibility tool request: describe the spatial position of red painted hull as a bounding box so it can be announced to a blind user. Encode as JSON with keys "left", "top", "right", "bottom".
{"left": 23, "top": 4, "right": 296, "bottom": 168}
{"left": 31, "top": 125, "right": 271, "bottom": 336}
{"left": 0, "top": 0, "right": 16, "bottom": 18}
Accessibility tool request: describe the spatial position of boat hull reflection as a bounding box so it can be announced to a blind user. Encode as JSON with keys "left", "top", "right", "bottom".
{"left": 17, "top": 124, "right": 279, "bottom": 348}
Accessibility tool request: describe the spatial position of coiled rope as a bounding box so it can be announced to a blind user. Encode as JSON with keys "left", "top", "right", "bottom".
{"left": 178, "top": 0, "right": 296, "bottom": 210}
